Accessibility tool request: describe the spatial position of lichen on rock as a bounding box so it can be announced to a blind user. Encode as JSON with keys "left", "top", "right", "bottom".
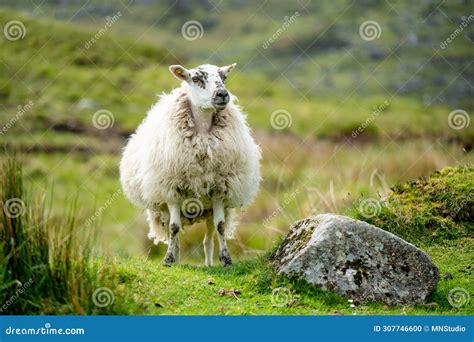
{"left": 271, "top": 214, "right": 439, "bottom": 305}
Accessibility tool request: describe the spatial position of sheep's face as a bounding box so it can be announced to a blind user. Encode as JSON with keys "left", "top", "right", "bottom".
{"left": 169, "top": 63, "right": 236, "bottom": 111}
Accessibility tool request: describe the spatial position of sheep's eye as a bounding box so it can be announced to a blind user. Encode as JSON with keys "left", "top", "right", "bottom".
{"left": 192, "top": 77, "right": 199, "bottom": 83}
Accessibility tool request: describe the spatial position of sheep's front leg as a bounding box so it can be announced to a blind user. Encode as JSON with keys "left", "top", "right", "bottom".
{"left": 213, "top": 200, "right": 232, "bottom": 267}
{"left": 164, "top": 203, "right": 181, "bottom": 265}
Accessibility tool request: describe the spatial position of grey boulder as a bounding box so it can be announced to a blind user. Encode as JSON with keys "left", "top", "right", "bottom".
{"left": 271, "top": 214, "right": 439, "bottom": 305}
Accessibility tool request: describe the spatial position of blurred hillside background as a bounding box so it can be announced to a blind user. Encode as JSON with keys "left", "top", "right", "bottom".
{"left": 0, "top": 0, "right": 472, "bottom": 263}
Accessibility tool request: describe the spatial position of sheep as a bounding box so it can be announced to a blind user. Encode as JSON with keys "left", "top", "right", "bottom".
{"left": 120, "top": 63, "right": 261, "bottom": 267}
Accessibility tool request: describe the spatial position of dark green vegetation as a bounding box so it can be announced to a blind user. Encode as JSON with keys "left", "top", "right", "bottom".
{"left": 0, "top": 154, "right": 118, "bottom": 314}
{"left": 353, "top": 166, "right": 474, "bottom": 244}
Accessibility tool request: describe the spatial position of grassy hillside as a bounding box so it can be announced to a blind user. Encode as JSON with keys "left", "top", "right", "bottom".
{"left": 0, "top": 9, "right": 472, "bottom": 145}
{"left": 0, "top": 9, "right": 472, "bottom": 261}
{"left": 109, "top": 237, "right": 473, "bottom": 315}
{"left": 2, "top": 0, "right": 473, "bottom": 110}
{"left": 0, "top": 4, "right": 472, "bottom": 315}
{"left": 1, "top": 156, "right": 472, "bottom": 315}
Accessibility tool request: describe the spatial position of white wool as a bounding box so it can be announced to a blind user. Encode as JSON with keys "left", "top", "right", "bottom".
{"left": 120, "top": 84, "right": 261, "bottom": 243}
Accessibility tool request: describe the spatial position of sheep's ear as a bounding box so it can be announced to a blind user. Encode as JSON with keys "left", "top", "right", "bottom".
{"left": 219, "top": 63, "right": 237, "bottom": 79}
{"left": 169, "top": 65, "right": 190, "bottom": 81}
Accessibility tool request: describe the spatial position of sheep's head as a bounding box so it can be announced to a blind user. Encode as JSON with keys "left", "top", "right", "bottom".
{"left": 169, "top": 63, "right": 236, "bottom": 111}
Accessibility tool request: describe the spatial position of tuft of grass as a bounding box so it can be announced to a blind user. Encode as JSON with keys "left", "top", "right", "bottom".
{"left": 0, "top": 153, "right": 119, "bottom": 314}
{"left": 351, "top": 166, "right": 474, "bottom": 245}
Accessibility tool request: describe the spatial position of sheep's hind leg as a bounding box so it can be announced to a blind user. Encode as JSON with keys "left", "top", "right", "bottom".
{"left": 212, "top": 200, "right": 232, "bottom": 267}
{"left": 146, "top": 209, "right": 159, "bottom": 244}
{"left": 163, "top": 203, "right": 181, "bottom": 265}
{"left": 146, "top": 209, "right": 168, "bottom": 245}
{"left": 204, "top": 217, "right": 215, "bottom": 266}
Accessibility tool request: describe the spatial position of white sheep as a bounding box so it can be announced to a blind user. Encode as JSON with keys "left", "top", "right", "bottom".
{"left": 120, "top": 63, "right": 261, "bottom": 267}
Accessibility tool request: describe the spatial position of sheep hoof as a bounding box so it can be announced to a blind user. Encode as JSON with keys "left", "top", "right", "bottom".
{"left": 219, "top": 249, "right": 233, "bottom": 267}
{"left": 163, "top": 252, "right": 176, "bottom": 265}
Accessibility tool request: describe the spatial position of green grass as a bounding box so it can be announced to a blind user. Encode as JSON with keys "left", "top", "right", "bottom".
{"left": 1, "top": 8, "right": 472, "bottom": 147}
{"left": 110, "top": 236, "right": 472, "bottom": 315}
{"left": 0, "top": 154, "right": 118, "bottom": 314}
{"left": 1, "top": 155, "right": 472, "bottom": 315}
{"left": 2, "top": 0, "right": 472, "bottom": 110}
{"left": 351, "top": 166, "right": 474, "bottom": 244}
{"left": 0, "top": 9, "right": 471, "bottom": 264}
{"left": 0, "top": 7, "right": 472, "bottom": 315}
{"left": 105, "top": 167, "right": 473, "bottom": 315}
{"left": 14, "top": 138, "right": 472, "bottom": 261}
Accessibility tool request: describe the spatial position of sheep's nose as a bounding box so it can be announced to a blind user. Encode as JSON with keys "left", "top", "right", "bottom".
{"left": 214, "top": 89, "right": 229, "bottom": 103}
